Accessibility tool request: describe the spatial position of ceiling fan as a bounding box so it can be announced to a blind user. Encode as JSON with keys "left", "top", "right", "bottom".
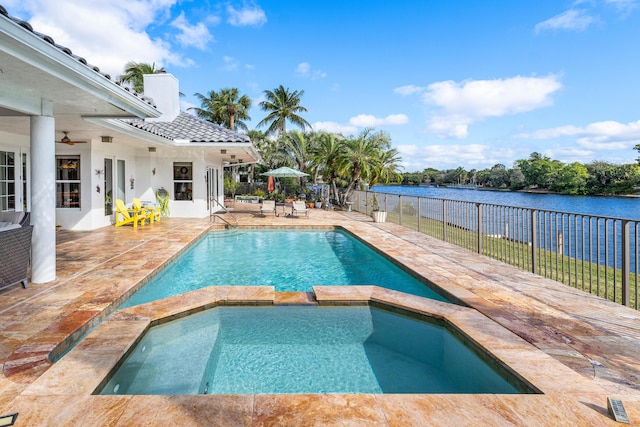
{"left": 57, "top": 131, "right": 86, "bottom": 145}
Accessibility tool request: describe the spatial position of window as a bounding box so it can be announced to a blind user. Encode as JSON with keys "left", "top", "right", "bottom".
{"left": 56, "top": 155, "right": 81, "bottom": 208}
{"left": 0, "top": 151, "right": 15, "bottom": 211}
{"left": 173, "top": 162, "right": 193, "bottom": 200}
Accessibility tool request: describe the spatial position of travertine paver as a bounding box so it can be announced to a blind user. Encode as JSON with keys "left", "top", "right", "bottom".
{"left": 0, "top": 203, "right": 638, "bottom": 425}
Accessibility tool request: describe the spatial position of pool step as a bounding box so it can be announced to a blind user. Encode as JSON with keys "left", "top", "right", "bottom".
{"left": 274, "top": 292, "right": 317, "bottom": 305}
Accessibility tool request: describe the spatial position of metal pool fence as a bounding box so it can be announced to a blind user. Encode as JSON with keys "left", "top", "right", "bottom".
{"left": 352, "top": 190, "right": 640, "bottom": 310}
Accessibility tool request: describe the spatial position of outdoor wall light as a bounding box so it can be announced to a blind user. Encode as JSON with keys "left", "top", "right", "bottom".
{"left": 130, "top": 176, "right": 135, "bottom": 189}
{"left": 101, "top": 136, "right": 113, "bottom": 143}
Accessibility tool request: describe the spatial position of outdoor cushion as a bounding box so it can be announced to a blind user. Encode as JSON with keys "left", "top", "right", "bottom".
{"left": 0, "top": 223, "right": 21, "bottom": 232}
{"left": 0, "top": 211, "right": 24, "bottom": 224}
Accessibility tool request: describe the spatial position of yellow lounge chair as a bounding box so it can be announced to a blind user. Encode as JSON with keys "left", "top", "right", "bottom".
{"left": 133, "top": 198, "right": 160, "bottom": 223}
{"left": 115, "top": 199, "right": 145, "bottom": 228}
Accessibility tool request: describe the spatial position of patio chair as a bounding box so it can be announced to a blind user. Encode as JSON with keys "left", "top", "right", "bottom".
{"left": 260, "top": 200, "right": 277, "bottom": 216}
{"left": 115, "top": 199, "right": 145, "bottom": 228}
{"left": 292, "top": 201, "right": 309, "bottom": 217}
{"left": 0, "top": 223, "right": 33, "bottom": 291}
{"left": 134, "top": 198, "right": 160, "bottom": 223}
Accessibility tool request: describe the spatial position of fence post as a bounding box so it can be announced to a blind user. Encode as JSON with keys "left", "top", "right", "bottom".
{"left": 365, "top": 190, "right": 370, "bottom": 215}
{"left": 531, "top": 210, "right": 537, "bottom": 274}
{"left": 622, "top": 219, "right": 631, "bottom": 307}
{"left": 476, "top": 203, "right": 482, "bottom": 254}
{"left": 443, "top": 200, "right": 448, "bottom": 241}
{"left": 557, "top": 233, "right": 563, "bottom": 255}
{"left": 399, "top": 195, "right": 403, "bottom": 226}
{"left": 418, "top": 198, "right": 422, "bottom": 234}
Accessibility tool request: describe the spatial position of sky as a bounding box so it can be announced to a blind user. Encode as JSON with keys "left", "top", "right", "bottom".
{"left": 4, "top": 0, "right": 640, "bottom": 172}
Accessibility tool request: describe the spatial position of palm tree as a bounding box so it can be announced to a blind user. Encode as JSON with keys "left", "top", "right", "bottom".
{"left": 337, "top": 128, "right": 389, "bottom": 204}
{"left": 191, "top": 90, "right": 224, "bottom": 125}
{"left": 249, "top": 130, "right": 277, "bottom": 168}
{"left": 369, "top": 147, "right": 403, "bottom": 188}
{"left": 119, "top": 62, "right": 162, "bottom": 93}
{"left": 309, "top": 132, "right": 345, "bottom": 197}
{"left": 277, "top": 131, "right": 316, "bottom": 186}
{"left": 257, "top": 85, "right": 311, "bottom": 136}
{"left": 190, "top": 88, "right": 251, "bottom": 131}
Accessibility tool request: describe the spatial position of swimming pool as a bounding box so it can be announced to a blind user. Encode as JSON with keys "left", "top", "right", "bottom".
{"left": 100, "top": 305, "right": 532, "bottom": 395}
{"left": 120, "top": 229, "right": 449, "bottom": 308}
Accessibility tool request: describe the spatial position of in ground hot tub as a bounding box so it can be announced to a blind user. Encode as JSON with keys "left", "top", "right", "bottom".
{"left": 99, "top": 305, "right": 536, "bottom": 395}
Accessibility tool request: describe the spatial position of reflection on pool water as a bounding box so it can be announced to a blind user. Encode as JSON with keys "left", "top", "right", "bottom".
{"left": 100, "top": 306, "right": 532, "bottom": 395}
{"left": 120, "top": 229, "right": 448, "bottom": 309}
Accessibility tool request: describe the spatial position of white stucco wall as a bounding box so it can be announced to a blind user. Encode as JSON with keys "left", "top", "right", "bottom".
{"left": 1, "top": 129, "right": 228, "bottom": 231}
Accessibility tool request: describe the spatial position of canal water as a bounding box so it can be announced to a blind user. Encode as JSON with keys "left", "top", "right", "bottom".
{"left": 371, "top": 185, "right": 640, "bottom": 272}
{"left": 373, "top": 186, "right": 640, "bottom": 220}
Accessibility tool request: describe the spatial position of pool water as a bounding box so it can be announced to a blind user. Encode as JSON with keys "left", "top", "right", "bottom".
{"left": 100, "top": 306, "right": 529, "bottom": 395}
{"left": 120, "top": 229, "right": 448, "bottom": 308}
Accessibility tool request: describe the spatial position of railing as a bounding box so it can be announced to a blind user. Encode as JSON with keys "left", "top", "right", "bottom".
{"left": 352, "top": 190, "right": 639, "bottom": 310}
{"left": 209, "top": 197, "right": 238, "bottom": 228}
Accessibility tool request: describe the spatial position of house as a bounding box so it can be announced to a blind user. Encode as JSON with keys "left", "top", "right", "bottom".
{"left": 0, "top": 5, "right": 260, "bottom": 284}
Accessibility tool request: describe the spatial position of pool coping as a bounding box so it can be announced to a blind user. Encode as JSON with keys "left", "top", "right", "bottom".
{"left": 21, "top": 286, "right": 607, "bottom": 399}
{"left": 13, "top": 285, "right": 624, "bottom": 425}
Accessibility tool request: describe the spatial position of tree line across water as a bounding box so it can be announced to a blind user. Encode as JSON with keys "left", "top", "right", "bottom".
{"left": 401, "top": 152, "right": 640, "bottom": 196}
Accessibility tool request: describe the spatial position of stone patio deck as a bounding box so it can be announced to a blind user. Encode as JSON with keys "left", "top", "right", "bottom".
{"left": 0, "top": 203, "right": 638, "bottom": 425}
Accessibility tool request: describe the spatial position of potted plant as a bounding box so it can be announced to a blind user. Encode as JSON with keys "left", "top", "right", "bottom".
{"left": 369, "top": 195, "right": 386, "bottom": 222}
{"left": 315, "top": 197, "right": 323, "bottom": 209}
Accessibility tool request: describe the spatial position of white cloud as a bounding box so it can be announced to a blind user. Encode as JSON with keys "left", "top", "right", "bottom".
{"left": 171, "top": 12, "right": 214, "bottom": 50}
{"left": 535, "top": 9, "right": 598, "bottom": 33}
{"left": 312, "top": 121, "right": 358, "bottom": 134}
{"left": 349, "top": 114, "right": 409, "bottom": 127}
{"left": 296, "top": 62, "right": 310, "bottom": 75}
{"left": 516, "top": 119, "right": 640, "bottom": 151}
{"left": 313, "top": 113, "right": 407, "bottom": 136}
{"left": 10, "top": 0, "right": 188, "bottom": 78}
{"left": 394, "top": 85, "right": 426, "bottom": 96}
{"left": 545, "top": 147, "right": 596, "bottom": 163}
{"left": 605, "top": 0, "right": 637, "bottom": 14}
{"left": 397, "top": 143, "right": 509, "bottom": 171}
{"left": 226, "top": 4, "right": 267, "bottom": 27}
{"left": 295, "top": 62, "right": 327, "bottom": 79}
{"left": 221, "top": 56, "right": 239, "bottom": 71}
{"left": 422, "top": 75, "right": 562, "bottom": 138}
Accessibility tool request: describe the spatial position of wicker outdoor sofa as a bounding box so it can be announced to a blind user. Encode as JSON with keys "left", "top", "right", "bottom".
{"left": 0, "top": 212, "right": 33, "bottom": 291}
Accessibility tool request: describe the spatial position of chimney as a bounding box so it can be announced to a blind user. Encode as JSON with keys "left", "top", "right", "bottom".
{"left": 143, "top": 73, "right": 180, "bottom": 122}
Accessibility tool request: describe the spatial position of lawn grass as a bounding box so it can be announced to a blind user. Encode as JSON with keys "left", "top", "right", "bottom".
{"left": 383, "top": 211, "right": 638, "bottom": 309}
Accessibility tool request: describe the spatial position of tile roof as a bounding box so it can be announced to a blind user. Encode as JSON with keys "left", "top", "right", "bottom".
{"left": 124, "top": 112, "right": 251, "bottom": 143}
{"left": 0, "top": 4, "right": 156, "bottom": 108}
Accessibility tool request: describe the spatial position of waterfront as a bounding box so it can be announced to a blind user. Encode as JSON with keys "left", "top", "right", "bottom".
{"left": 372, "top": 185, "right": 640, "bottom": 220}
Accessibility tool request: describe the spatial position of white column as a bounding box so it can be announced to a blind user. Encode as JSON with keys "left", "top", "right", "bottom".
{"left": 30, "top": 111, "right": 56, "bottom": 283}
